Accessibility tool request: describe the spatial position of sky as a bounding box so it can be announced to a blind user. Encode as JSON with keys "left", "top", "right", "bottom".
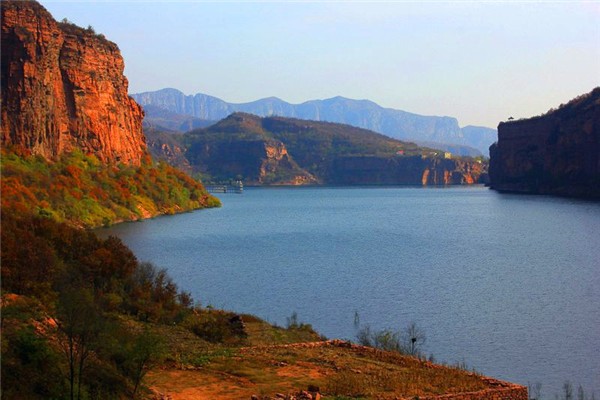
{"left": 41, "top": 1, "right": 600, "bottom": 128}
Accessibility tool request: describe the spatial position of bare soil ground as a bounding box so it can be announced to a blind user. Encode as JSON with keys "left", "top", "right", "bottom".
{"left": 147, "top": 340, "right": 517, "bottom": 400}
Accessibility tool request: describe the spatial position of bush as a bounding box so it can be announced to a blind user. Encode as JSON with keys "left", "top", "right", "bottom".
{"left": 356, "top": 322, "right": 426, "bottom": 356}
{"left": 183, "top": 310, "right": 243, "bottom": 343}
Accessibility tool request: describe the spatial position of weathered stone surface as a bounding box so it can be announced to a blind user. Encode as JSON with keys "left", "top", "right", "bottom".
{"left": 329, "top": 155, "right": 485, "bottom": 185}
{"left": 1, "top": 0, "right": 146, "bottom": 165}
{"left": 489, "top": 88, "right": 600, "bottom": 198}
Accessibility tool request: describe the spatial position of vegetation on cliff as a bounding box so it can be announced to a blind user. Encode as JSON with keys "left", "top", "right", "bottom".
{"left": 0, "top": 148, "right": 220, "bottom": 228}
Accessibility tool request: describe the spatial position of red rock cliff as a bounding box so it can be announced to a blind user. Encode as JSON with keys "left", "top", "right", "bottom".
{"left": 489, "top": 88, "right": 600, "bottom": 198}
{"left": 1, "top": 0, "right": 146, "bottom": 165}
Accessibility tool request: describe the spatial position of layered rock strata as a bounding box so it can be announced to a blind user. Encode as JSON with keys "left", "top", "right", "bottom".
{"left": 489, "top": 88, "right": 600, "bottom": 198}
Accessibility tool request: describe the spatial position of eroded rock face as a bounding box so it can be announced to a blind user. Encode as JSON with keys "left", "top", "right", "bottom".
{"left": 328, "top": 156, "right": 484, "bottom": 185}
{"left": 489, "top": 88, "right": 600, "bottom": 198}
{"left": 1, "top": 0, "right": 146, "bottom": 165}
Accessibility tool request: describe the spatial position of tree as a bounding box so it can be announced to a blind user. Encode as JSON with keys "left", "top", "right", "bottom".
{"left": 402, "top": 322, "right": 426, "bottom": 356}
{"left": 56, "top": 287, "right": 103, "bottom": 400}
{"left": 355, "top": 321, "right": 425, "bottom": 356}
{"left": 529, "top": 382, "right": 542, "bottom": 400}
{"left": 563, "top": 381, "right": 573, "bottom": 400}
{"left": 122, "top": 329, "right": 165, "bottom": 399}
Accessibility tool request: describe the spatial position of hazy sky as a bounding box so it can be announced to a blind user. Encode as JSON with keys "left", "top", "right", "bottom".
{"left": 42, "top": 1, "right": 599, "bottom": 128}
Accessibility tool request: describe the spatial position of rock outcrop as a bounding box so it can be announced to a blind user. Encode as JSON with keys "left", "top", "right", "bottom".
{"left": 184, "top": 114, "right": 318, "bottom": 185}
{"left": 1, "top": 0, "right": 146, "bottom": 165}
{"left": 489, "top": 88, "right": 600, "bottom": 198}
{"left": 328, "top": 155, "right": 484, "bottom": 185}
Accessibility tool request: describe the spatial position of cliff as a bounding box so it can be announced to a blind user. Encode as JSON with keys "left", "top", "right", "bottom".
{"left": 1, "top": 0, "right": 146, "bottom": 165}
{"left": 184, "top": 113, "right": 318, "bottom": 185}
{"left": 0, "top": 0, "right": 219, "bottom": 228}
{"left": 329, "top": 156, "right": 483, "bottom": 185}
{"left": 489, "top": 88, "right": 600, "bottom": 198}
{"left": 151, "top": 112, "right": 486, "bottom": 185}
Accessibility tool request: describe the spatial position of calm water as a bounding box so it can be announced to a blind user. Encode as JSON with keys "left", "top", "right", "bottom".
{"left": 99, "top": 186, "right": 600, "bottom": 395}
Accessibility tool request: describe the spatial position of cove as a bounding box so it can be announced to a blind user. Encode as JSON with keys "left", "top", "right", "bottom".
{"left": 98, "top": 185, "right": 600, "bottom": 396}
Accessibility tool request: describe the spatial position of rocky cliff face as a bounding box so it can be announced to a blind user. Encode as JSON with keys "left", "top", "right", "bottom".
{"left": 1, "top": 0, "right": 146, "bottom": 165}
{"left": 489, "top": 88, "right": 600, "bottom": 198}
{"left": 162, "top": 113, "right": 485, "bottom": 186}
{"left": 184, "top": 115, "right": 318, "bottom": 185}
{"left": 328, "top": 156, "right": 483, "bottom": 185}
{"left": 144, "top": 128, "right": 192, "bottom": 174}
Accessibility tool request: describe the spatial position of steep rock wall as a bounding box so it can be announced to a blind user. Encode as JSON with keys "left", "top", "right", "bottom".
{"left": 1, "top": 0, "right": 146, "bottom": 165}
{"left": 489, "top": 88, "right": 600, "bottom": 198}
{"left": 185, "top": 136, "right": 317, "bottom": 185}
{"left": 328, "top": 156, "right": 484, "bottom": 185}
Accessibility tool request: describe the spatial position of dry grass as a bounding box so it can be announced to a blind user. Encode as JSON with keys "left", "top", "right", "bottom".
{"left": 143, "top": 313, "right": 522, "bottom": 400}
{"left": 147, "top": 337, "right": 504, "bottom": 400}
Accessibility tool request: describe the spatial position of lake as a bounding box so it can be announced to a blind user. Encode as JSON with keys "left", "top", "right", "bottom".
{"left": 99, "top": 186, "right": 600, "bottom": 396}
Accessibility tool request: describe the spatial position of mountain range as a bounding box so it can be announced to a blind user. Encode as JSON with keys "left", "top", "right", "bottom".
{"left": 132, "top": 88, "right": 497, "bottom": 157}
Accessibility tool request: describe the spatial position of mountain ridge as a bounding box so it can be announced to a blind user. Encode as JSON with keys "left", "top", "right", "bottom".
{"left": 148, "top": 112, "right": 486, "bottom": 186}
{"left": 132, "top": 88, "right": 495, "bottom": 156}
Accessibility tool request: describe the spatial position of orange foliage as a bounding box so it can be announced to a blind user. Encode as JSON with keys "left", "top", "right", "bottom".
{"left": 0, "top": 149, "right": 220, "bottom": 228}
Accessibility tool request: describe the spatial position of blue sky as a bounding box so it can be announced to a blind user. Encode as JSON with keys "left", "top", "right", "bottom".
{"left": 42, "top": 1, "right": 599, "bottom": 128}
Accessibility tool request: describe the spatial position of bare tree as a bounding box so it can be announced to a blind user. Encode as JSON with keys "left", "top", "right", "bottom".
{"left": 402, "top": 322, "right": 426, "bottom": 356}
{"left": 529, "top": 382, "right": 542, "bottom": 400}
{"left": 57, "top": 288, "right": 102, "bottom": 400}
{"left": 563, "top": 381, "right": 573, "bottom": 400}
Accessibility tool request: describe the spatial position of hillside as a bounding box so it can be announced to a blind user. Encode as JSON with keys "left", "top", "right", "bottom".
{"left": 489, "top": 88, "right": 600, "bottom": 198}
{"left": 132, "top": 88, "right": 496, "bottom": 156}
{"left": 148, "top": 113, "right": 486, "bottom": 185}
{"left": 0, "top": 148, "right": 220, "bottom": 228}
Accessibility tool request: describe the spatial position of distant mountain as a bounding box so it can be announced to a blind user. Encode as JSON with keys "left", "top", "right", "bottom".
{"left": 490, "top": 88, "right": 600, "bottom": 198}
{"left": 132, "top": 88, "right": 495, "bottom": 156}
{"left": 147, "top": 112, "right": 487, "bottom": 186}
{"left": 142, "top": 104, "right": 216, "bottom": 132}
{"left": 412, "top": 140, "right": 482, "bottom": 158}
{"left": 461, "top": 126, "right": 498, "bottom": 155}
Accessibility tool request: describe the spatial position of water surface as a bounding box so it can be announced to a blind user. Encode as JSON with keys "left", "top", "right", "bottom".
{"left": 99, "top": 186, "right": 600, "bottom": 395}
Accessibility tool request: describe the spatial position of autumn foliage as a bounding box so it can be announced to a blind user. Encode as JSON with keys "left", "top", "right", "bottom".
{"left": 1, "top": 148, "right": 220, "bottom": 227}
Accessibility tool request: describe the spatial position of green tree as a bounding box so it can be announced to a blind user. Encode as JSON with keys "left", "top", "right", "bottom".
{"left": 123, "top": 329, "right": 166, "bottom": 399}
